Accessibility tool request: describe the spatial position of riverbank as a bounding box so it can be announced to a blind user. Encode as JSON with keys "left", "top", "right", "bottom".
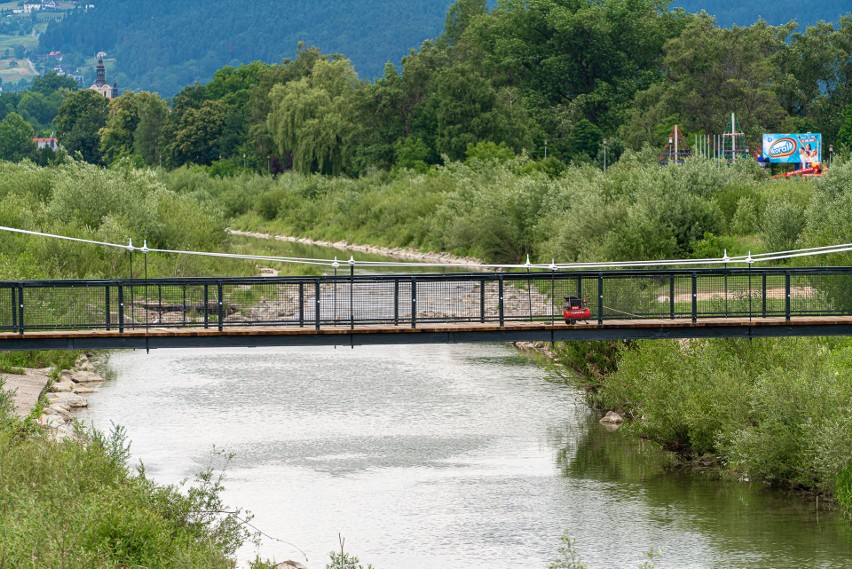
{"left": 1, "top": 354, "right": 108, "bottom": 438}
{"left": 549, "top": 336, "right": 852, "bottom": 517}
{"left": 227, "top": 228, "right": 485, "bottom": 267}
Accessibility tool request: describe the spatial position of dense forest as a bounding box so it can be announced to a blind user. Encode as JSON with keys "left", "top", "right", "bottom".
{"left": 34, "top": 0, "right": 851, "bottom": 96}
{"left": 5, "top": 1, "right": 849, "bottom": 177}
{"left": 39, "top": 0, "right": 454, "bottom": 95}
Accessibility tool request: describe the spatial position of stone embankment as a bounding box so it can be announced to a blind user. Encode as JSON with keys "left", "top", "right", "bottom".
{"left": 1, "top": 354, "right": 106, "bottom": 439}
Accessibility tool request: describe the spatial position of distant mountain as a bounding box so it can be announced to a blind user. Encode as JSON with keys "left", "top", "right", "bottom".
{"left": 39, "top": 0, "right": 457, "bottom": 96}
{"left": 672, "top": 0, "right": 849, "bottom": 27}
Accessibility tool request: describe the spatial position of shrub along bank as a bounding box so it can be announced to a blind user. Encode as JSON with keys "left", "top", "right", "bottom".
{"left": 552, "top": 337, "right": 852, "bottom": 517}
{"left": 0, "top": 385, "right": 266, "bottom": 567}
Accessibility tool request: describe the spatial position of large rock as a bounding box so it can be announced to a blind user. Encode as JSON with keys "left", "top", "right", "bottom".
{"left": 75, "top": 355, "right": 96, "bottom": 372}
{"left": 600, "top": 411, "right": 623, "bottom": 424}
{"left": 39, "top": 413, "right": 68, "bottom": 429}
{"left": 600, "top": 411, "right": 624, "bottom": 425}
{"left": 45, "top": 405, "right": 72, "bottom": 421}
{"left": 71, "top": 370, "right": 104, "bottom": 384}
{"left": 47, "top": 392, "right": 88, "bottom": 408}
{"left": 50, "top": 379, "right": 75, "bottom": 393}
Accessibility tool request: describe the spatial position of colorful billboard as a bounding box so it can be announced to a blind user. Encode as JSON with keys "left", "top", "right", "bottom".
{"left": 762, "top": 133, "right": 821, "bottom": 165}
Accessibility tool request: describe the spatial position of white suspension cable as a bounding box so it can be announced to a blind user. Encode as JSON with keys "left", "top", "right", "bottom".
{"left": 0, "top": 225, "right": 132, "bottom": 250}
{"left": 2, "top": 224, "right": 851, "bottom": 271}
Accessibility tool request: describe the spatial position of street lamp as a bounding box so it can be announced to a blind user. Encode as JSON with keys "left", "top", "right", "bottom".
{"left": 243, "top": 153, "right": 246, "bottom": 169}
{"left": 603, "top": 139, "right": 608, "bottom": 174}
{"left": 829, "top": 144, "right": 834, "bottom": 168}
{"left": 267, "top": 155, "right": 271, "bottom": 175}
{"left": 543, "top": 139, "right": 547, "bottom": 160}
{"left": 668, "top": 137, "right": 673, "bottom": 165}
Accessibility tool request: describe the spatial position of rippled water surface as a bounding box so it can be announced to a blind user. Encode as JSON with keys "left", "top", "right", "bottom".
{"left": 78, "top": 345, "right": 851, "bottom": 568}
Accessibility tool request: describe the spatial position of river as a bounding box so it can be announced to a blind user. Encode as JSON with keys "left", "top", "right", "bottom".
{"left": 77, "top": 343, "right": 850, "bottom": 568}
{"left": 77, "top": 237, "right": 850, "bottom": 567}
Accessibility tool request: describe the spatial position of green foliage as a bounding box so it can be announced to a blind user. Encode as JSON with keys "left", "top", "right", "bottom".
{"left": 0, "top": 422, "right": 256, "bottom": 567}
{"left": 837, "top": 463, "right": 852, "bottom": 519}
{"left": 326, "top": 549, "right": 374, "bottom": 569}
{"left": 549, "top": 530, "right": 588, "bottom": 569}
{"left": 760, "top": 199, "right": 807, "bottom": 251}
{"left": 54, "top": 89, "right": 109, "bottom": 164}
{"left": 0, "top": 350, "right": 80, "bottom": 376}
{"left": 267, "top": 58, "right": 362, "bottom": 174}
{"left": 0, "top": 111, "right": 36, "bottom": 161}
{"left": 594, "top": 337, "right": 852, "bottom": 505}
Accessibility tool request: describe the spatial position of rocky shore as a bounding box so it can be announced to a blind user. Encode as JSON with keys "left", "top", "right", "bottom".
{"left": 227, "top": 228, "right": 485, "bottom": 267}
{"left": 1, "top": 354, "right": 107, "bottom": 439}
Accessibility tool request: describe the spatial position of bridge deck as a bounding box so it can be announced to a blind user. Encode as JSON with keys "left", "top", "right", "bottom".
{"left": 3, "top": 316, "right": 851, "bottom": 350}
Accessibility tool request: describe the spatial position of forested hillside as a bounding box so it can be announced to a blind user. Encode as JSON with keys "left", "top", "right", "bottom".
{"left": 37, "top": 0, "right": 850, "bottom": 97}
{"left": 674, "top": 0, "right": 849, "bottom": 27}
{"left": 39, "top": 0, "right": 455, "bottom": 96}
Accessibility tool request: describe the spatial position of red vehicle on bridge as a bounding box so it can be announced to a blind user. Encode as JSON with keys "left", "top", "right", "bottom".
{"left": 563, "top": 295, "right": 591, "bottom": 325}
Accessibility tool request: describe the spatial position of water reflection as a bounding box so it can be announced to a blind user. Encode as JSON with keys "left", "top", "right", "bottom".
{"left": 559, "top": 414, "right": 852, "bottom": 567}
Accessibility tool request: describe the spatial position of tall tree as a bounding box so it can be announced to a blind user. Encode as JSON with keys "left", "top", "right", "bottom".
{"left": 0, "top": 112, "right": 36, "bottom": 162}
{"left": 621, "top": 15, "right": 792, "bottom": 148}
{"left": 54, "top": 90, "right": 109, "bottom": 163}
{"left": 267, "top": 58, "right": 362, "bottom": 174}
{"left": 99, "top": 91, "right": 168, "bottom": 164}
{"left": 162, "top": 100, "right": 228, "bottom": 166}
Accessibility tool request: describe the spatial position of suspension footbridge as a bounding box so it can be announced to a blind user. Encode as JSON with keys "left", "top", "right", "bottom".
{"left": 2, "top": 268, "right": 851, "bottom": 351}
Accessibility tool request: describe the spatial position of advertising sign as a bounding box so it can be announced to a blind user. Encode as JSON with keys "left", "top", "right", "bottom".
{"left": 762, "top": 133, "right": 821, "bottom": 165}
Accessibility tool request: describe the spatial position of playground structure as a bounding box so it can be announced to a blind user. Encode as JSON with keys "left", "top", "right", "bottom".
{"left": 658, "top": 124, "right": 692, "bottom": 165}
{"left": 662, "top": 113, "right": 826, "bottom": 178}
{"left": 690, "top": 113, "right": 750, "bottom": 163}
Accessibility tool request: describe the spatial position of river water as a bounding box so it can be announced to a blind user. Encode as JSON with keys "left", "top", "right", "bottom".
{"left": 77, "top": 236, "right": 850, "bottom": 567}
{"left": 78, "top": 344, "right": 850, "bottom": 568}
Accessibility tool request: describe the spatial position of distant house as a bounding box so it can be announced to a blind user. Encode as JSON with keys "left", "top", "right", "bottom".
{"left": 89, "top": 57, "right": 118, "bottom": 99}
{"left": 33, "top": 136, "right": 59, "bottom": 151}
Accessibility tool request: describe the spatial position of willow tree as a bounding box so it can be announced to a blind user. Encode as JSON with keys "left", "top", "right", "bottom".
{"left": 266, "top": 58, "right": 362, "bottom": 175}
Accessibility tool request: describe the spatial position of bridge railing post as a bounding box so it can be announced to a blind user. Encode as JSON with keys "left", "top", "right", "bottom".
{"left": 762, "top": 273, "right": 767, "bottom": 318}
{"left": 299, "top": 282, "right": 305, "bottom": 327}
{"left": 17, "top": 285, "right": 24, "bottom": 335}
{"left": 105, "top": 285, "right": 111, "bottom": 330}
{"left": 10, "top": 286, "right": 17, "bottom": 332}
{"left": 118, "top": 285, "right": 124, "bottom": 333}
{"left": 203, "top": 284, "right": 209, "bottom": 329}
{"left": 669, "top": 277, "right": 675, "bottom": 319}
{"left": 480, "top": 279, "right": 485, "bottom": 323}
{"left": 597, "top": 273, "right": 604, "bottom": 325}
{"left": 498, "top": 274, "right": 504, "bottom": 327}
{"left": 785, "top": 272, "right": 791, "bottom": 321}
{"left": 394, "top": 279, "right": 400, "bottom": 326}
{"left": 217, "top": 282, "right": 224, "bottom": 332}
{"left": 691, "top": 272, "right": 698, "bottom": 323}
{"left": 315, "top": 279, "right": 321, "bottom": 330}
{"left": 411, "top": 277, "right": 417, "bottom": 328}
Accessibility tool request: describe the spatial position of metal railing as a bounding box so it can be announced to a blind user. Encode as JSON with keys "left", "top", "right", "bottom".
{"left": 1, "top": 268, "right": 850, "bottom": 334}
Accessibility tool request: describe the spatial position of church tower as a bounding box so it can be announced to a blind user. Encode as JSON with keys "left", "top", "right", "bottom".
{"left": 95, "top": 58, "right": 106, "bottom": 88}
{"left": 89, "top": 56, "right": 119, "bottom": 99}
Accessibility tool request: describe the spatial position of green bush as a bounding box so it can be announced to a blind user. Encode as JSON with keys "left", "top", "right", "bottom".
{"left": 594, "top": 337, "right": 852, "bottom": 502}
{"left": 0, "top": 424, "right": 254, "bottom": 567}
